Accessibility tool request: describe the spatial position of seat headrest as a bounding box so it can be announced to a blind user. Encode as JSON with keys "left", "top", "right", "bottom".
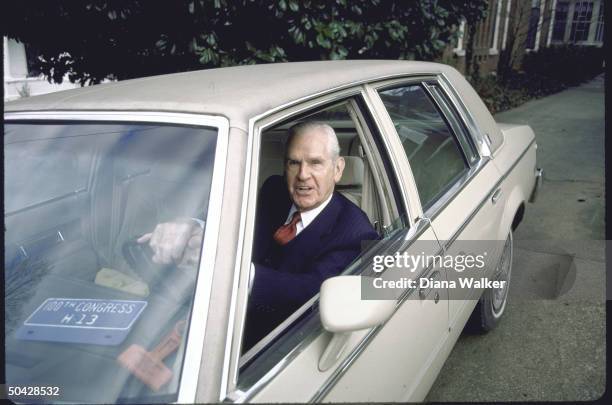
{"left": 338, "top": 156, "right": 364, "bottom": 187}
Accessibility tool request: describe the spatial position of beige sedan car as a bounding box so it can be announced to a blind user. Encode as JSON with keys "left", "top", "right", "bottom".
{"left": 4, "top": 60, "right": 541, "bottom": 403}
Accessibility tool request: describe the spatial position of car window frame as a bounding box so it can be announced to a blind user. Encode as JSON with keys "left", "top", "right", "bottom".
{"left": 221, "top": 82, "right": 420, "bottom": 402}
{"left": 235, "top": 98, "right": 394, "bottom": 368}
{"left": 423, "top": 81, "right": 480, "bottom": 166}
{"left": 367, "top": 76, "right": 491, "bottom": 220}
{"left": 437, "top": 73, "right": 493, "bottom": 159}
{"left": 391, "top": 82, "right": 474, "bottom": 212}
{"left": 3, "top": 110, "right": 230, "bottom": 404}
{"left": 374, "top": 80, "right": 472, "bottom": 212}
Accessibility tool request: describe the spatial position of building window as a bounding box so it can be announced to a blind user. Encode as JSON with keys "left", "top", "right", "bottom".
{"left": 526, "top": 0, "right": 542, "bottom": 49}
{"left": 552, "top": 1, "right": 570, "bottom": 41}
{"left": 594, "top": 2, "right": 604, "bottom": 42}
{"left": 570, "top": 1, "right": 594, "bottom": 42}
{"left": 476, "top": 17, "right": 488, "bottom": 49}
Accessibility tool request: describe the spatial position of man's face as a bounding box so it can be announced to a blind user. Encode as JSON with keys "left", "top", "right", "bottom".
{"left": 285, "top": 128, "right": 345, "bottom": 211}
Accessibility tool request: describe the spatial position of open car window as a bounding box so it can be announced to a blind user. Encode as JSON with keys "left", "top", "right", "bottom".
{"left": 242, "top": 102, "right": 381, "bottom": 355}
{"left": 235, "top": 97, "right": 410, "bottom": 389}
{"left": 4, "top": 122, "right": 218, "bottom": 403}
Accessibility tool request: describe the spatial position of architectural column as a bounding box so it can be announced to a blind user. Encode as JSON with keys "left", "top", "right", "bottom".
{"left": 564, "top": 1, "right": 576, "bottom": 42}
{"left": 546, "top": 0, "right": 558, "bottom": 46}
{"left": 454, "top": 20, "right": 466, "bottom": 56}
{"left": 534, "top": 0, "right": 547, "bottom": 50}
{"left": 4, "top": 37, "right": 11, "bottom": 80}
{"left": 491, "top": 0, "right": 503, "bottom": 53}
{"left": 502, "top": 0, "right": 513, "bottom": 50}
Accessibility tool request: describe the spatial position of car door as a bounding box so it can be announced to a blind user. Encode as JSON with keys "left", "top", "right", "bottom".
{"left": 219, "top": 86, "right": 448, "bottom": 403}
{"left": 373, "top": 77, "right": 506, "bottom": 332}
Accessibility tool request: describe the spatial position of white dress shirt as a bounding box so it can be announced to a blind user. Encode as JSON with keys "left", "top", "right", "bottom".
{"left": 283, "top": 192, "right": 334, "bottom": 235}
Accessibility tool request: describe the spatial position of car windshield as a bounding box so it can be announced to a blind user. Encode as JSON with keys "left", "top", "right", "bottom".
{"left": 4, "top": 121, "right": 218, "bottom": 403}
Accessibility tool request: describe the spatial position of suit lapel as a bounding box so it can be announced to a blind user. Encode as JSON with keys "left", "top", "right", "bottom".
{"left": 282, "top": 192, "right": 342, "bottom": 253}
{"left": 264, "top": 192, "right": 345, "bottom": 273}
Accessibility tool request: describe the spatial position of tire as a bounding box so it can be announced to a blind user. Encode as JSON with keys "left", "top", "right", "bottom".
{"left": 466, "top": 231, "right": 513, "bottom": 333}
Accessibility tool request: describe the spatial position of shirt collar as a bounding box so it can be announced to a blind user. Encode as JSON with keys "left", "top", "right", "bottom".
{"left": 285, "top": 192, "right": 334, "bottom": 230}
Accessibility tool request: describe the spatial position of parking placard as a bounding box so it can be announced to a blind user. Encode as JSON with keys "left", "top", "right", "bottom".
{"left": 15, "top": 298, "right": 147, "bottom": 346}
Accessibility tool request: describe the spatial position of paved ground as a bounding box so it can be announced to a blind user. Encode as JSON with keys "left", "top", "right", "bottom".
{"left": 426, "top": 75, "right": 606, "bottom": 401}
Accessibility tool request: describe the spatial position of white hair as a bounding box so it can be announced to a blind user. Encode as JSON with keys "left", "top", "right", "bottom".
{"left": 286, "top": 121, "right": 341, "bottom": 160}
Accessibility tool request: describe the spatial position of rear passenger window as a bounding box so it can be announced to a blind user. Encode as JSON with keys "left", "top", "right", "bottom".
{"left": 378, "top": 84, "right": 468, "bottom": 210}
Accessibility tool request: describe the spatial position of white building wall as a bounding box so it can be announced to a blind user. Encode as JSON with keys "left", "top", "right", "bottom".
{"left": 4, "top": 37, "right": 81, "bottom": 101}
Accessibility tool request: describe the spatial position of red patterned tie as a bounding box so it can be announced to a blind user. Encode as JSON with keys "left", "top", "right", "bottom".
{"left": 273, "top": 212, "right": 302, "bottom": 245}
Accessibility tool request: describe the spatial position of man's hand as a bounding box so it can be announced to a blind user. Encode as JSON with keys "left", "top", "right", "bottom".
{"left": 181, "top": 225, "right": 204, "bottom": 268}
{"left": 137, "top": 220, "right": 203, "bottom": 266}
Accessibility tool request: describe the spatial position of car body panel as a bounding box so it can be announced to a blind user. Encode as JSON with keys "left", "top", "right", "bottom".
{"left": 5, "top": 61, "right": 445, "bottom": 132}
{"left": 316, "top": 229, "right": 447, "bottom": 402}
{"left": 5, "top": 61, "right": 505, "bottom": 151}
{"left": 441, "top": 68, "right": 504, "bottom": 154}
{"left": 196, "top": 126, "right": 249, "bottom": 404}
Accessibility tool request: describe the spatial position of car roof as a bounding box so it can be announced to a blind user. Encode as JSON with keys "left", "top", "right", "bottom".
{"left": 5, "top": 60, "right": 450, "bottom": 130}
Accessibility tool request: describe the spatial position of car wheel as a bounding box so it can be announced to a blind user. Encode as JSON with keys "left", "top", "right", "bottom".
{"left": 466, "top": 230, "right": 513, "bottom": 333}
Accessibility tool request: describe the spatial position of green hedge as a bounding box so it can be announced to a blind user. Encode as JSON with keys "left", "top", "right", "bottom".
{"left": 473, "top": 45, "right": 603, "bottom": 114}
{"left": 522, "top": 44, "right": 604, "bottom": 86}
{"left": 471, "top": 76, "right": 531, "bottom": 114}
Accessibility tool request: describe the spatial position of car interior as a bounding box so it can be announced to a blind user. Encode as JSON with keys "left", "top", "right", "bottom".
{"left": 257, "top": 108, "right": 387, "bottom": 233}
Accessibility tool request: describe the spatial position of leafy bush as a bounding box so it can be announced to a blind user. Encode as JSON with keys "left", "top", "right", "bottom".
{"left": 5, "top": 0, "right": 487, "bottom": 85}
{"left": 522, "top": 45, "right": 604, "bottom": 86}
{"left": 474, "top": 45, "right": 603, "bottom": 114}
{"left": 471, "top": 75, "right": 530, "bottom": 114}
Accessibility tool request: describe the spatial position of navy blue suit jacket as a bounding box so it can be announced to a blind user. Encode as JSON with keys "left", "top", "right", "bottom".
{"left": 244, "top": 175, "right": 379, "bottom": 350}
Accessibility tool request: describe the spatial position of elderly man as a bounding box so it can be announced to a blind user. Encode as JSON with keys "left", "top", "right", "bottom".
{"left": 139, "top": 121, "right": 378, "bottom": 349}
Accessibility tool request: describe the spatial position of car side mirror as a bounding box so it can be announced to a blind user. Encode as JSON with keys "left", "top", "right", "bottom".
{"left": 318, "top": 275, "right": 395, "bottom": 371}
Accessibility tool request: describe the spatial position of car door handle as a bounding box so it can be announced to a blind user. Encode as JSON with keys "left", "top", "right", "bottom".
{"left": 419, "top": 270, "right": 441, "bottom": 302}
{"left": 491, "top": 188, "right": 502, "bottom": 204}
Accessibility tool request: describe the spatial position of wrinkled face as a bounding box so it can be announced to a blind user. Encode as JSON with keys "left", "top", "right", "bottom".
{"left": 285, "top": 128, "right": 345, "bottom": 211}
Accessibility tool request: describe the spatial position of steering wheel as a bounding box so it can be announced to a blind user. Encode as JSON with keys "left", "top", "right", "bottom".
{"left": 121, "top": 239, "right": 173, "bottom": 288}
